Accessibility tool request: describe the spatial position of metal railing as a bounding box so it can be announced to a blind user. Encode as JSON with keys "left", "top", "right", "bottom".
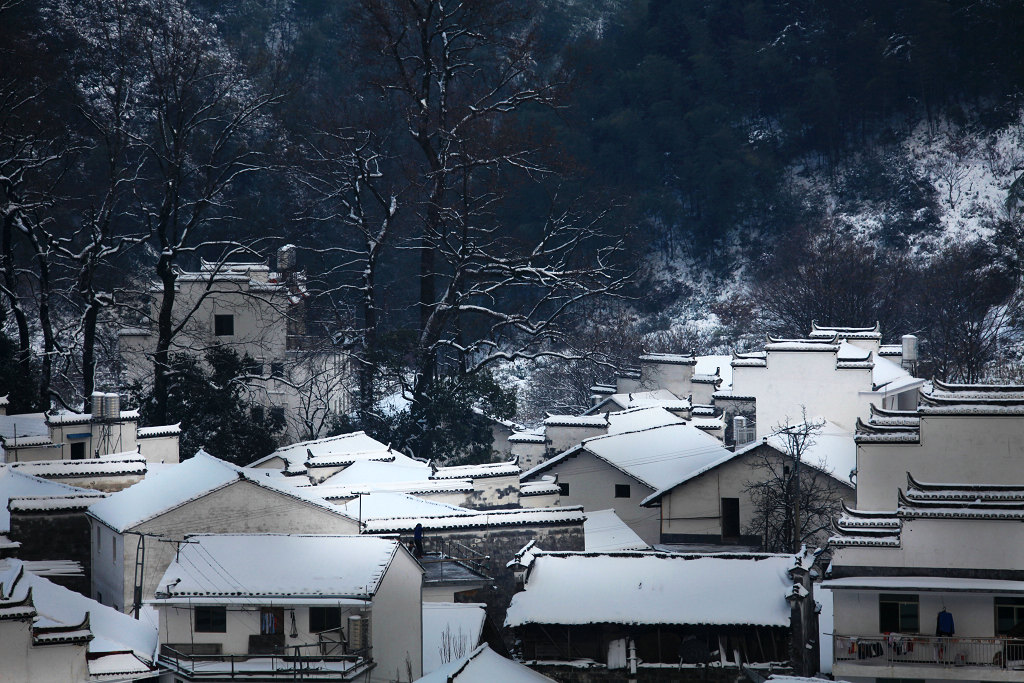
{"left": 159, "top": 644, "right": 372, "bottom": 680}
{"left": 835, "top": 634, "right": 1024, "bottom": 670}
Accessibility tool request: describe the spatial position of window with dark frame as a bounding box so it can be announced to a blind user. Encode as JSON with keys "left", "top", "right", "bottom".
{"left": 309, "top": 606, "right": 343, "bottom": 633}
{"left": 195, "top": 606, "right": 227, "bottom": 633}
{"left": 558, "top": 482, "right": 569, "bottom": 496}
{"left": 214, "top": 314, "right": 234, "bottom": 336}
{"left": 614, "top": 484, "right": 631, "bottom": 498}
{"left": 721, "top": 497, "right": 740, "bottom": 538}
{"left": 996, "top": 597, "right": 1024, "bottom": 635}
{"left": 879, "top": 593, "right": 919, "bottom": 633}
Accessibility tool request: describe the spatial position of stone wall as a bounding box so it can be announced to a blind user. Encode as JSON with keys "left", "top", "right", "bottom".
{"left": 9, "top": 510, "right": 92, "bottom": 596}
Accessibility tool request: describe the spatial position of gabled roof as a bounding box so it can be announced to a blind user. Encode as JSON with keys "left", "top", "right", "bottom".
{"left": 586, "top": 390, "right": 691, "bottom": 415}
{"left": 0, "top": 467, "right": 98, "bottom": 533}
{"left": 645, "top": 420, "right": 854, "bottom": 506}
{"left": 522, "top": 423, "right": 731, "bottom": 492}
{"left": 416, "top": 644, "right": 556, "bottom": 683}
{"left": 0, "top": 559, "right": 158, "bottom": 674}
{"left": 151, "top": 534, "right": 409, "bottom": 602}
{"left": 584, "top": 509, "right": 649, "bottom": 552}
{"left": 505, "top": 552, "right": 796, "bottom": 628}
{"left": 249, "top": 431, "right": 392, "bottom": 469}
{"left": 88, "top": 451, "right": 355, "bottom": 533}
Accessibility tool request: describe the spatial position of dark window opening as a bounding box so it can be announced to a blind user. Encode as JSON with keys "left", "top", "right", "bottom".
{"left": 879, "top": 594, "right": 919, "bottom": 633}
{"left": 214, "top": 314, "right": 234, "bottom": 336}
{"left": 270, "top": 361, "right": 285, "bottom": 378}
{"left": 996, "top": 597, "right": 1024, "bottom": 635}
{"left": 243, "top": 358, "right": 262, "bottom": 375}
{"left": 70, "top": 441, "right": 86, "bottom": 460}
{"left": 558, "top": 482, "right": 569, "bottom": 496}
{"left": 251, "top": 406, "right": 265, "bottom": 422}
{"left": 195, "top": 606, "right": 227, "bottom": 633}
{"left": 309, "top": 607, "right": 342, "bottom": 633}
{"left": 721, "top": 497, "right": 740, "bottom": 538}
{"left": 614, "top": 484, "right": 631, "bottom": 498}
{"left": 269, "top": 406, "right": 285, "bottom": 423}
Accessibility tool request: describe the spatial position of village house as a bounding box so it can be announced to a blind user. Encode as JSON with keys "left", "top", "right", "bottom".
{"left": 118, "top": 250, "right": 353, "bottom": 441}
{"left": 827, "top": 474, "right": 1024, "bottom": 682}
{"left": 520, "top": 417, "right": 734, "bottom": 544}
{"left": 504, "top": 546, "right": 816, "bottom": 679}
{"left": 724, "top": 323, "right": 923, "bottom": 440}
{"left": 641, "top": 419, "right": 856, "bottom": 546}
{"left": 0, "top": 559, "right": 158, "bottom": 682}
{"left": 150, "top": 533, "right": 422, "bottom": 682}
{"left": 855, "top": 379, "right": 1024, "bottom": 509}
{"left": 0, "top": 394, "right": 179, "bottom": 465}
{"left": 87, "top": 451, "right": 360, "bottom": 615}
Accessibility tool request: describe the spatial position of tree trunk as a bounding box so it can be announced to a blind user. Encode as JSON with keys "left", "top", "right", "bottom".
{"left": 2, "top": 211, "right": 34, "bottom": 396}
{"left": 152, "top": 253, "right": 177, "bottom": 425}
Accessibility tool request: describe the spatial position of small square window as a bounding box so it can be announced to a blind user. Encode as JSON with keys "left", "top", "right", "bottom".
{"left": 309, "top": 607, "right": 342, "bottom": 633}
{"left": 558, "top": 482, "right": 569, "bottom": 497}
{"left": 879, "top": 594, "right": 919, "bottom": 633}
{"left": 195, "top": 606, "right": 227, "bottom": 633}
{"left": 270, "top": 361, "right": 284, "bottom": 378}
{"left": 269, "top": 406, "right": 285, "bottom": 423}
{"left": 70, "top": 442, "right": 86, "bottom": 460}
{"left": 996, "top": 597, "right": 1024, "bottom": 635}
{"left": 614, "top": 484, "right": 631, "bottom": 498}
{"left": 214, "top": 314, "right": 234, "bottom": 336}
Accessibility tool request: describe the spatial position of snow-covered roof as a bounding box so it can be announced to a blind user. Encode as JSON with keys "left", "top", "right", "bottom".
{"left": 0, "top": 412, "right": 49, "bottom": 440}
{"left": 520, "top": 477, "right": 560, "bottom": 497}
{"left": 422, "top": 602, "right": 486, "bottom": 675}
{"left": 151, "top": 534, "right": 409, "bottom": 602}
{"left": 88, "top": 451, "right": 354, "bottom": 533}
{"left": 46, "top": 409, "right": 139, "bottom": 425}
{"left": 319, "top": 458, "right": 431, "bottom": 486}
{"left": 415, "top": 644, "right": 555, "bottom": 683}
{"left": 136, "top": 423, "right": 181, "bottom": 438}
{"left": 543, "top": 414, "right": 608, "bottom": 428}
{"left": 433, "top": 461, "right": 520, "bottom": 480}
{"left": 583, "top": 509, "right": 650, "bottom": 552}
{"left": 0, "top": 467, "right": 98, "bottom": 532}
{"left": 11, "top": 453, "right": 147, "bottom": 479}
{"left": 638, "top": 352, "right": 696, "bottom": 365}
{"left": 305, "top": 479, "right": 475, "bottom": 500}
{"left": 505, "top": 552, "right": 795, "bottom": 628}
{"left": 361, "top": 506, "right": 585, "bottom": 533}
{"left": 250, "top": 431, "right": 392, "bottom": 469}
{"left": 306, "top": 450, "right": 401, "bottom": 468}
{"left": 605, "top": 406, "right": 685, "bottom": 433}
{"left": 525, "top": 423, "right": 732, "bottom": 494}
{"left": 336, "top": 492, "right": 472, "bottom": 521}
{"left": 8, "top": 492, "right": 107, "bottom": 513}
{"left": 509, "top": 430, "right": 546, "bottom": 444}
{"left": 809, "top": 321, "right": 881, "bottom": 340}
{"left": 869, "top": 354, "right": 922, "bottom": 394}
{"left": 0, "top": 559, "right": 158, "bottom": 674}
{"left": 588, "top": 391, "right": 692, "bottom": 415}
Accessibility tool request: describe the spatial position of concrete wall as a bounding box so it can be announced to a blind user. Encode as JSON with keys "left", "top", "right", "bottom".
{"left": 137, "top": 435, "right": 179, "bottom": 463}
{"left": 369, "top": 548, "right": 423, "bottom": 682}
{"left": 833, "top": 518, "right": 1024, "bottom": 573}
{"left": 731, "top": 352, "right": 870, "bottom": 437}
{"left": 545, "top": 424, "right": 606, "bottom": 454}
{"left": 96, "top": 479, "right": 360, "bottom": 611}
{"left": 658, "top": 447, "right": 854, "bottom": 544}
{"left": 856, "top": 415, "right": 1024, "bottom": 510}
{"left": 466, "top": 474, "right": 520, "bottom": 509}
{"left": 511, "top": 441, "right": 546, "bottom": 470}
{"left": 832, "top": 588, "right": 1000, "bottom": 638}
{"left": 529, "top": 450, "right": 659, "bottom": 544}
{"left": 639, "top": 362, "right": 694, "bottom": 398}
{"left": 90, "top": 518, "right": 126, "bottom": 612}
{"left": 519, "top": 491, "right": 559, "bottom": 508}
{"left": 0, "top": 620, "right": 87, "bottom": 683}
